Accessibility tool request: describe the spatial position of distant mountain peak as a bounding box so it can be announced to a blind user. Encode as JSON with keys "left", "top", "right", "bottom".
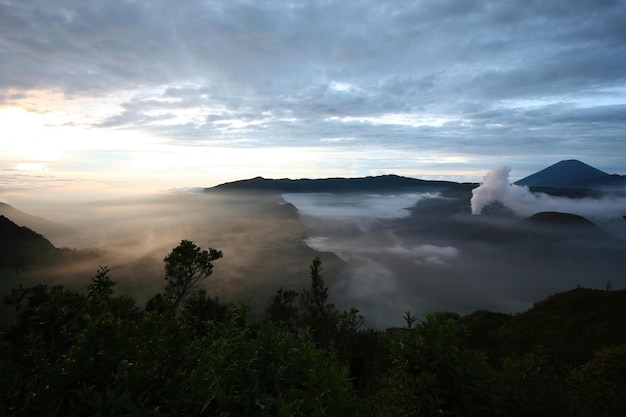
{"left": 549, "top": 159, "right": 608, "bottom": 174}
{"left": 514, "top": 160, "right": 620, "bottom": 189}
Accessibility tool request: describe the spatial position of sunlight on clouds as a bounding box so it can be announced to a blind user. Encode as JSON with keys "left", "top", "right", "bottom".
{"left": 15, "top": 163, "right": 48, "bottom": 172}
{"left": 128, "top": 146, "right": 320, "bottom": 173}
{"left": 0, "top": 89, "right": 504, "bottom": 189}
{"left": 330, "top": 81, "right": 363, "bottom": 93}
{"left": 319, "top": 137, "right": 356, "bottom": 143}
{"left": 3, "top": 89, "right": 129, "bottom": 120}
{"left": 0, "top": 92, "right": 144, "bottom": 164}
{"left": 125, "top": 144, "right": 491, "bottom": 186}
{"left": 413, "top": 155, "right": 474, "bottom": 165}
{"left": 2, "top": 93, "right": 361, "bottom": 187}
{"left": 575, "top": 87, "right": 626, "bottom": 108}
{"left": 501, "top": 87, "right": 626, "bottom": 110}
{"left": 360, "top": 150, "right": 474, "bottom": 167}
{"left": 0, "top": 107, "right": 66, "bottom": 160}
{"left": 0, "top": 102, "right": 166, "bottom": 161}
{"left": 213, "top": 116, "right": 273, "bottom": 131}
{"left": 500, "top": 98, "right": 567, "bottom": 109}
{"left": 144, "top": 107, "right": 211, "bottom": 127}
{"left": 331, "top": 113, "right": 454, "bottom": 127}
{"left": 358, "top": 152, "right": 485, "bottom": 182}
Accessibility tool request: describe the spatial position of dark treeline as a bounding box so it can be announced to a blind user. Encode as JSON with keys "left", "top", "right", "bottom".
{"left": 1, "top": 240, "right": 625, "bottom": 416}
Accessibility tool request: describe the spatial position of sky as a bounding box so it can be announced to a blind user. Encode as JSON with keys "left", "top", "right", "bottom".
{"left": 1, "top": 0, "right": 625, "bottom": 203}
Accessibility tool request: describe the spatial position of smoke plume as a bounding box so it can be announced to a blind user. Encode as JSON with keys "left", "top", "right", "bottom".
{"left": 471, "top": 165, "right": 626, "bottom": 221}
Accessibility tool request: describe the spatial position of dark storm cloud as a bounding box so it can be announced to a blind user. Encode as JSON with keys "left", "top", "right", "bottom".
{"left": 3, "top": 1, "right": 625, "bottom": 93}
{"left": 1, "top": 0, "right": 625, "bottom": 171}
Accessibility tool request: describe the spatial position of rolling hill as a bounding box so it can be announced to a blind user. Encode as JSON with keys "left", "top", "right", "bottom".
{"left": 498, "top": 287, "right": 626, "bottom": 365}
{"left": 519, "top": 211, "right": 616, "bottom": 241}
{"left": 461, "top": 287, "right": 626, "bottom": 368}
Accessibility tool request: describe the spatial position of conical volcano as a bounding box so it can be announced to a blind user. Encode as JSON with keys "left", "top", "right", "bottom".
{"left": 514, "top": 160, "right": 612, "bottom": 188}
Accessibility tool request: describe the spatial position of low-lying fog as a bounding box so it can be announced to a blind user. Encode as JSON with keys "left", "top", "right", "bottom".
{"left": 1, "top": 191, "right": 335, "bottom": 317}
{"left": 3, "top": 167, "right": 626, "bottom": 329}
{"left": 283, "top": 168, "right": 626, "bottom": 328}
{"left": 282, "top": 192, "right": 439, "bottom": 222}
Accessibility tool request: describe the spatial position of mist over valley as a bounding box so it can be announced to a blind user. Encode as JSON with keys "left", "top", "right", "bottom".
{"left": 2, "top": 160, "right": 625, "bottom": 329}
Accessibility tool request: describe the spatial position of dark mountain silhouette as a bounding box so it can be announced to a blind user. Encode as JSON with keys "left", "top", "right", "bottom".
{"left": 0, "top": 202, "right": 78, "bottom": 246}
{"left": 461, "top": 288, "right": 626, "bottom": 368}
{"left": 209, "top": 174, "right": 460, "bottom": 193}
{"left": 514, "top": 159, "right": 626, "bottom": 189}
{"left": 211, "top": 161, "right": 622, "bottom": 194}
{"left": 519, "top": 211, "right": 616, "bottom": 242}
{"left": 523, "top": 211, "right": 596, "bottom": 227}
{"left": 498, "top": 287, "right": 626, "bottom": 365}
{"left": 0, "top": 215, "right": 56, "bottom": 259}
{"left": 466, "top": 211, "right": 617, "bottom": 245}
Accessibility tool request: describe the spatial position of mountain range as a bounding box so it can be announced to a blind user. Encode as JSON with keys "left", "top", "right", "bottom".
{"left": 209, "top": 159, "right": 625, "bottom": 193}
{"left": 209, "top": 174, "right": 459, "bottom": 193}
{"left": 1, "top": 159, "right": 621, "bottom": 254}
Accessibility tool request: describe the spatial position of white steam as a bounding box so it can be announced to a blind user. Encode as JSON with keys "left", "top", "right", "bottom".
{"left": 471, "top": 166, "right": 534, "bottom": 215}
{"left": 471, "top": 165, "right": 626, "bottom": 220}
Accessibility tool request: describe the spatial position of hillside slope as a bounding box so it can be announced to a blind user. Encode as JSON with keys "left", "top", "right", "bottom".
{"left": 0, "top": 215, "right": 56, "bottom": 258}
{"left": 0, "top": 202, "right": 78, "bottom": 246}
{"left": 500, "top": 288, "right": 626, "bottom": 366}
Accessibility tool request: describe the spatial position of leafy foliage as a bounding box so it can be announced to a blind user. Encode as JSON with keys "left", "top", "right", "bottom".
{"left": 498, "top": 288, "right": 626, "bottom": 366}
{"left": 1, "top": 243, "right": 357, "bottom": 416}
{"left": 2, "top": 241, "right": 626, "bottom": 417}
{"left": 570, "top": 344, "right": 626, "bottom": 417}
{"left": 376, "top": 313, "right": 495, "bottom": 417}
{"left": 87, "top": 265, "right": 115, "bottom": 304}
{"left": 266, "top": 257, "right": 363, "bottom": 349}
{"left": 162, "top": 239, "right": 223, "bottom": 316}
{"left": 264, "top": 286, "right": 300, "bottom": 329}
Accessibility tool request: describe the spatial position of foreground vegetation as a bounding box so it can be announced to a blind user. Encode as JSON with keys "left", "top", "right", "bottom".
{"left": 1, "top": 240, "right": 625, "bottom": 416}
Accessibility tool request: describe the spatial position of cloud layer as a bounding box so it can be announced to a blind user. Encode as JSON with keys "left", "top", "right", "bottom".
{"left": 1, "top": 0, "right": 625, "bottom": 185}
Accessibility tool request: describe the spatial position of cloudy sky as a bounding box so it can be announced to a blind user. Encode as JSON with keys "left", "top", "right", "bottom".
{"left": 1, "top": 0, "right": 625, "bottom": 200}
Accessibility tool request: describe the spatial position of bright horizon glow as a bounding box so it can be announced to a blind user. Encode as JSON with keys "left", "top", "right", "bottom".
{"left": 1, "top": 103, "right": 491, "bottom": 195}
{"left": 1, "top": 1, "right": 625, "bottom": 210}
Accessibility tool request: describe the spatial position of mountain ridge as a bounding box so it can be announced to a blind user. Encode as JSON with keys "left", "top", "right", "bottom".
{"left": 0, "top": 215, "right": 56, "bottom": 259}
{"left": 0, "top": 202, "right": 78, "bottom": 246}
{"left": 208, "top": 160, "right": 623, "bottom": 193}
{"left": 208, "top": 174, "right": 463, "bottom": 193}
